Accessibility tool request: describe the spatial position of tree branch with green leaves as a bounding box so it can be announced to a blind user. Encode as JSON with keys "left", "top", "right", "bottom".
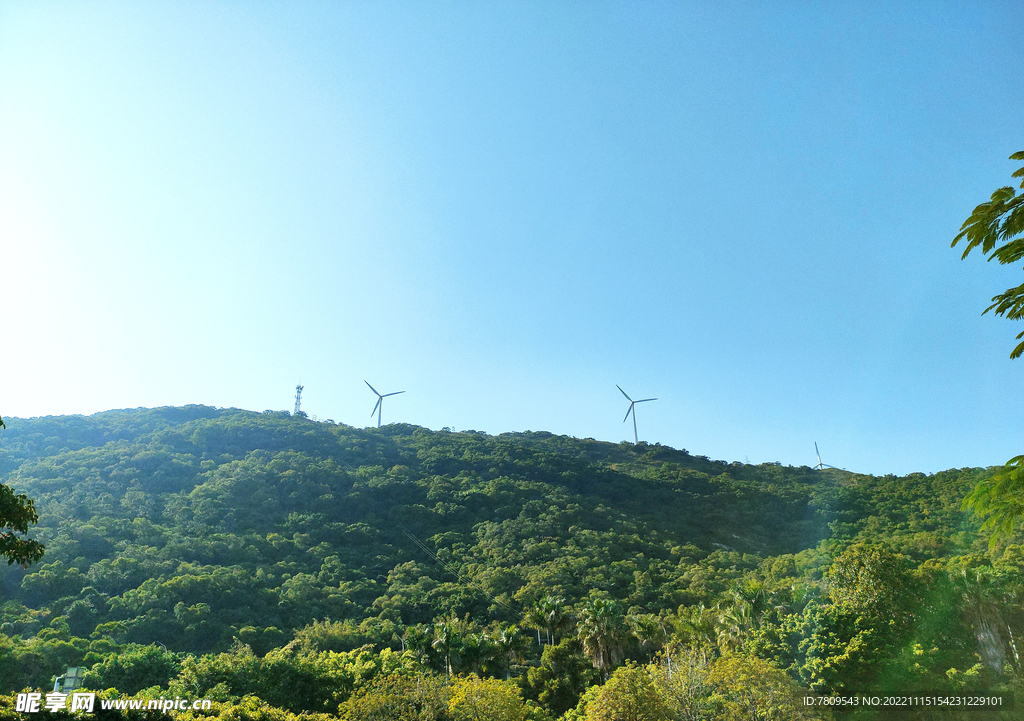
{"left": 955, "top": 151, "right": 1024, "bottom": 544}
{"left": 0, "top": 415, "right": 45, "bottom": 566}
{"left": 0, "top": 481, "right": 45, "bottom": 567}
{"left": 963, "top": 456, "right": 1024, "bottom": 548}
{"left": 952, "top": 151, "right": 1024, "bottom": 357}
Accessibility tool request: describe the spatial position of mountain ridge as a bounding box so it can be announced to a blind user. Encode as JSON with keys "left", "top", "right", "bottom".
{"left": 0, "top": 405, "right": 1005, "bottom": 710}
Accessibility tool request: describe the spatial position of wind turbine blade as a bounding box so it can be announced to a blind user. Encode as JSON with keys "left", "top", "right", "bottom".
{"left": 382, "top": 391, "right": 406, "bottom": 397}
{"left": 815, "top": 442, "right": 822, "bottom": 466}
{"left": 365, "top": 380, "right": 381, "bottom": 397}
{"left": 370, "top": 398, "right": 381, "bottom": 417}
{"left": 635, "top": 398, "right": 657, "bottom": 403}
{"left": 623, "top": 404, "right": 634, "bottom": 423}
{"left": 616, "top": 385, "right": 633, "bottom": 401}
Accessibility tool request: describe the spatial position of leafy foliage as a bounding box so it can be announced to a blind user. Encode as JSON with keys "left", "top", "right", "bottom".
{"left": 0, "top": 482, "right": 44, "bottom": 566}
{"left": 522, "top": 639, "right": 597, "bottom": 716}
{"left": 963, "top": 455, "right": 1024, "bottom": 546}
{"left": 83, "top": 643, "right": 185, "bottom": 695}
{"left": 0, "top": 416, "right": 43, "bottom": 567}
{"left": 0, "top": 406, "right": 1020, "bottom": 719}
{"left": 581, "top": 662, "right": 665, "bottom": 721}
{"left": 952, "top": 151, "right": 1024, "bottom": 357}
{"left": 339, "top": 672, "right": 450, "bottom": 720}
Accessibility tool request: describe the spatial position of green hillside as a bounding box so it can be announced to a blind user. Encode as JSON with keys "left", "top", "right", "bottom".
{"left": 0, "top": 407, "right": 1019, "bottom": 719}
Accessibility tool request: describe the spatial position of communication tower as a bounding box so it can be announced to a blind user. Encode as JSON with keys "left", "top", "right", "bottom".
{"left": 294, "top": 384, "right": 304, "bottom": 415}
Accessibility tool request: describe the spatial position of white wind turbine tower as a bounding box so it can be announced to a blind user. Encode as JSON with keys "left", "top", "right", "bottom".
{"left": 617, "top": 385, "right": 657, "bottom": 444}
{"left": 365, "top": 381, "right": 405, "bottom": 428}
{"left": 814, "top": 442, "right": 840, "bottom": 470}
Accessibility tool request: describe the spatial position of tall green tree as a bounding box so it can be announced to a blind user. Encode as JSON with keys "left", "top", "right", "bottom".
{"left": 432, "top": 619, "right": 462, "bottom": 678}
{"left": 650, "top": 646, "right": 716, "bottom": 721}
{"left": 577, "top": 598, "right": 629, "bottom": 681}
{"left": 0, "top": 417, "right": 45, "bottom": 567}
{"left": 340, "top": 672, "right": 450, "bottom": 721}
{"left": 523, "top": 638, "right": 598, "bottom": 717}
{"left": 523, "top": 603, "right": 548, "bottom": 647}
{"left": 582, "top": 662, "right": 667, "bottom": 721}
{"left": 447, "top": 675, "right": 536, "bottom": 721}
{"left": 709, "top": 655, "right": 819, "bottom": 721}
{"left": 797, "top": 544, "right": 918, "bottom": 694}
{"left": 626, "top": 614, "right": 670, "bottom": 663}
{"left": 489, "top": 624, "right": 530, "bottom": 680}
{"left": 954, "top": 151, "right": 1024, "bottom": 542}
{"left": 538, "top": 595, "right": 572, "bottom": 646}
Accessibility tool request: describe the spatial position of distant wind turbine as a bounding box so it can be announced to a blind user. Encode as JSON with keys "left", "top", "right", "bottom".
{"left": 814, "top": 442, "right": 839, "bottom": 470}
{"left": 617, "top": 385, "right": 657, "bottom": 444}
{"left": 365, "top": 381, "right": 405, "bottom": 428}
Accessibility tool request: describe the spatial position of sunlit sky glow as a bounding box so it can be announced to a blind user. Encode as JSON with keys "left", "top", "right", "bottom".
{"left": 1, "top": 2, "right": 1022, "bottom": 475}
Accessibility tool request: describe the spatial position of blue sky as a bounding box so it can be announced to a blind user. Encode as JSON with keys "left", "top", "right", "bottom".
{"left": 1, "top": 2, "right": 1021, "bottom": 475}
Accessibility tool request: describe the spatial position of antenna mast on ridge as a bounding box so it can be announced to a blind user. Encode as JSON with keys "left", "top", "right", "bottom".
{"left": 294, "top": 384, "right": 304, "bottom": 415}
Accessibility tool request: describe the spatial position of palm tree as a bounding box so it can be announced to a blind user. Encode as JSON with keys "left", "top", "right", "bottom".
{"left": 523, "top": 603, "right": 547, "bottom": 646}
{"left": 458, "top": 632, "right": 494, "bottom": 676}
{"left": 730, "top": 578, "right": 787, "bottom": 625}
{"left": 628, "top": 613, "right": 671, "bottom": 662}
{"left": 715, "top": 600, "right": 752, "bottom": 654}
{"left": 539, "top": 595, "right": 573, "bottom": 646}
{"left": 431, "top": 619, "right": 462, "bottom": 678}
{"left": 403, "top": 624, "right": 437, "bottom": 668}
{"left": 489, "top": 623, "right": 530, "bottom": 680}
{"left": 576, "top": 598, "right": 629, "bottom": 680}
{"left": 678, "top": 604, "right": 717, "bottom": 650}
{"left": 953, "top": 567, "right": 1020, "bottom": 674}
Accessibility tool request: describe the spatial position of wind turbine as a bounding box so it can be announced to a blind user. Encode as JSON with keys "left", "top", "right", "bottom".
{"left": 617, "top": 385, "right": 657, "bottom": 444}
{"left": 814, "top": 442, "right": 839, "bottom": 470}
{"left": 365, "top": 381, "right": 405, "bottom": 428}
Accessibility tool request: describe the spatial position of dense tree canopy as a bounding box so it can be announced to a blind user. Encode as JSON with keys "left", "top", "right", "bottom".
{"left": 0, "top": 406, "right": 1019, "bottom": 719}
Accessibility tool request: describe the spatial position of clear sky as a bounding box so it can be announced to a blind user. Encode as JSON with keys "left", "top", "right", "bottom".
{"left": 1, "top": 2, "right": 1021, "bottom": 475}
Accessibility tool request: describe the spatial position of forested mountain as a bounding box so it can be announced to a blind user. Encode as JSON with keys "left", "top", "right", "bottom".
{"left": 0, "top": 406, "right": 1019, "bottom": 719}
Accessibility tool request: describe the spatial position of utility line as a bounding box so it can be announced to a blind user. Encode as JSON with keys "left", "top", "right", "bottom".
{"left": 400, "top": 527, "right": 523, "bottom": 620}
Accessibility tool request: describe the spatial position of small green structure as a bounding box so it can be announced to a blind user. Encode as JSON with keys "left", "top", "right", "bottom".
{"left": 52, "top": 667, "right": 85, "bottom": 693}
